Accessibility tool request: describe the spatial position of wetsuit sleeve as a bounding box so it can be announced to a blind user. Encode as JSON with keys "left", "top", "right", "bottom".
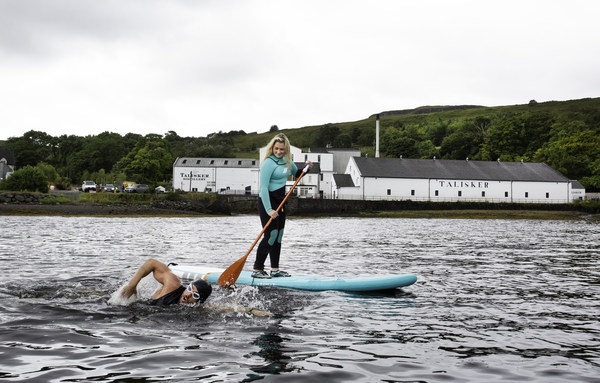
{"left": 292, "top": 162, "right": 303, "bottom": 178}
{"left": 259, "top": 160, "right": 275, "bottom": 212}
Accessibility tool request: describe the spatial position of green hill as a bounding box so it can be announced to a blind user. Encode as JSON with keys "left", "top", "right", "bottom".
{"left": 2, "top": 97, "right": 599, "bottom": 192}
{"left": 232, "top": 97, "right": 600, "bottom": 191}
{"left": 234, "top": 98, "right": 600, "bottom": 154}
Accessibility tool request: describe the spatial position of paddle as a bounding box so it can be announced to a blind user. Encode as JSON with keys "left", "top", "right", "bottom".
{"left": 218, "top": 164, "right": 310, "bottom": 288}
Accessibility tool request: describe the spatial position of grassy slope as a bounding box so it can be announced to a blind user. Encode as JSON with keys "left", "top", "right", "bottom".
{"left": 231, "top": 97, "right": 600, "bottom": 158}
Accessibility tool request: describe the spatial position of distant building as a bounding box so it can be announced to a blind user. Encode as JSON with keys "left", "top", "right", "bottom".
{"left": 333, "top": 157, "right": 581, "bottom": 204}
{"left": 172, "top": 157, "right": 259, "bottom": 194}
{"left": 0, "top": 147, "right": 15, "bottom": 181}
{"left": 570, "top": 180, "right": 586, "bottom": 201}
{"left": 172, "top": 152, "right": 584, "bottom": 204}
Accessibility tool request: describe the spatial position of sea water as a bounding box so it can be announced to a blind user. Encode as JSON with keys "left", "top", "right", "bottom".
{"left": 0, "top": 215, "right": 599, "bottom": 382}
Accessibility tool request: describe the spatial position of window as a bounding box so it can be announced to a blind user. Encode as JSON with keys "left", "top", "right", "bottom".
{"left": 458, "top": 191, "right": 462, "bottom": 197}
{"left": 411, "top": 190, "right": 415, "bottom": 196}
{"left": 238, "top": 161, "right": 242, "bottom": 165}
{"left": 196, "top": 160, "right": 201, "bottom": 164}
{"left": 182, "top": 159, "right": 187, "bottom": 164}
{"left": 252, "top": 161, "right": 256, "bottom": 165}
{"left": 525, "top": 192, "right": 529, "bottom": 198}
{"left": 224, "top": 160, "right": 228, "bottom": 165}
{"left": 318, "top": 155, "right": 321, "bottom": 162}
{"left": 482, "top": 191, "right": 486, "bottom": 197}
{"left": 210, "top": 160, "right": 215, "bottom": 165}
{"left": 546, "top": 192, "right": 550, "bottom": 198}
{"left": 435, "top": 190, "right": 439, "bottom": 196}
{"left": 305, "top": 155, "right": 308, "bottom": 161}
{"left": 320, "top": 174, "right": 323, "bottom": 181}
{"left": 387, "top": 189, "right": 391, "bottom": 195}
{"left": 505, "top": 192, "right": 509, "bottom": 197}
{"left": 192, "top": 188, "right": 198, "bottom": 192}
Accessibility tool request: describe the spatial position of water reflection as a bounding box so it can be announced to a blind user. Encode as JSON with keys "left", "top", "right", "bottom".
{"left": 0, "top": 216, "right": 598, "bottom": 383}
{"left": 249, "top": 332, "right": 292, "bottom": 375}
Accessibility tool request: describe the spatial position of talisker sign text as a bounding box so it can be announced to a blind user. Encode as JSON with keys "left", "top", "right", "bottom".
{"left": 438, "top": 180, "right": 489, "bottom": 188}
{"left": 180, "top": 173, "right": 211, "bottom": 181}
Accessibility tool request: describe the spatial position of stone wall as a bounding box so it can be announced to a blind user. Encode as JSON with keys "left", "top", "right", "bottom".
{"left": 0, "top": 192, "right": 54, "bottom": 204}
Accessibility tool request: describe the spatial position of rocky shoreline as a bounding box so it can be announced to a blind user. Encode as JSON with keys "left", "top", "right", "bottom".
{"left": 0, "top": 202, "right": 212, "bottom": 216}
{"left": 0, "top": 191, "right": 240, "bottom": 216}
{"left": 1, "top": 200, "right": 597, "bottom": 221}
{"left": 1, "top": 191, "right": 597, "bottom": 219}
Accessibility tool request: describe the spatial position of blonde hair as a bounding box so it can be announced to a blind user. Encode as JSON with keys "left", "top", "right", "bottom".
{"left": 263, "top": 133, "right": 292, "bottom": 172}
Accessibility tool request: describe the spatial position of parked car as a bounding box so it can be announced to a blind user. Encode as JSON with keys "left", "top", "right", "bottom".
{"left": 155, "top": 185, "right": 166, "bottom": 194}
{"left": 125, "top": 184, "right": 149, "bottom": 193}
{"left": 104, "top": 184, "right": 115, "bottom": 192}
{"left": 81, "top": 180, "right": 97, "bottom": 192}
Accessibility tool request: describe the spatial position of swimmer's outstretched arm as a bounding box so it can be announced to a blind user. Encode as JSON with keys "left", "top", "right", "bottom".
{"left": 121, "top": 258, "right": 175, "bottom": 299}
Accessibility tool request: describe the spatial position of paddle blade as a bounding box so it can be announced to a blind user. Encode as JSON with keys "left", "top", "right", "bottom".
{"left": 217, "top": 253, "right": 249, "bottom": 288}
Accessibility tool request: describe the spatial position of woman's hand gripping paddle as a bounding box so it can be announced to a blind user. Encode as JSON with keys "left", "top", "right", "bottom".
{"left": 218, "top": 165, "right": 309, "bottom": 288}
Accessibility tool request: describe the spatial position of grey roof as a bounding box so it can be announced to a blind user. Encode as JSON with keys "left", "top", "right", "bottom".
{"left": 333, "top": 174, "right": 355, "bottom": 187}
{"left": 326, "top": 148, "right": 361, "bottom": 153}
{"left": 0, "top": 147, "right": 15, "bottom": 165}
{"left": 570, "top": 180, "right": 585, "bottom": 190}
{"left": 352, "top": 157, "right": 569, "bottom": 182}
{"left": 173, "top": 157, "right": 258, "bottom": 168}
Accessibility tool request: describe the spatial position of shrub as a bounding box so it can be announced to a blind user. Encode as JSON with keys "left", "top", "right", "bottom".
{"left": 0, "top": 165, "right": 48, "bottom": 192}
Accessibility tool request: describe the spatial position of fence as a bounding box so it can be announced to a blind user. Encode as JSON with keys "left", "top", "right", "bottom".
{"left": 334, "top": 194, "right": 571, "bottom": 204}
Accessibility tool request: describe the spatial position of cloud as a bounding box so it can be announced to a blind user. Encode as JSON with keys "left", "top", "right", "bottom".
{"left": 0, "top": 0, "right": 598, "bottom": 140}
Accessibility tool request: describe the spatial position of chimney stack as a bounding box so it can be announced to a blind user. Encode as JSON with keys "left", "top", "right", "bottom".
{"left": 375, "top": 114, "right": 380, "bottom": 158}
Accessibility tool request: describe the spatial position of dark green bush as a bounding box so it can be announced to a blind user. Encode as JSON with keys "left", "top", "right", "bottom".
{"left": 0, "top": 165, "right": 48, "bottom": 193}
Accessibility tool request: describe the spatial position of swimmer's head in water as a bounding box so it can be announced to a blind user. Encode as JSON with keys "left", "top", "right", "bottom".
{"left": 180, "top": 279, "right": 212, "bottom": 304}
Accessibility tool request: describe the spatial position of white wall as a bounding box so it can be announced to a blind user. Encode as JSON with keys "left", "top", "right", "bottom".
{"left": 571, "top": 187, "right": 585, "bottom": 201}
{"left": 174, "top": 166, "right": 259, "bottom": 193}
{"left": 343, "top": 157, "right": 571, "bottom": 203}
{"left": 298, "top": 152, "right": 333, "bottom": 172}
{"left": 430, "top": 179, "right": 510, "bottom": 202}
{"left": 345, "top": 157, "right": 362, "bottom": 188}
{"left": 511, "top": 181, "right": 569, "bottom": 203}
{"left": 335, "top": 186, "right": 362, "bottom": 199}
{"left": 363, "top": 177, "right": 430, "bottom": 200}
{"left": 215, "top": 168, "right": 260, "bottom": 193}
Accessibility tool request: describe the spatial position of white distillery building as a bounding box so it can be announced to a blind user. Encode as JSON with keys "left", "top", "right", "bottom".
{"left": 333, "top": 157, "right": 584, "bottom": 203}
{"left": 173, "top": 157, "right": 259, "bottom": 194}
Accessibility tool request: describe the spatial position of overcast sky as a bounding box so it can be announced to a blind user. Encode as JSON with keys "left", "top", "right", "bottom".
{"left": 1, "top": 0, "right": 598, "bottom": 141}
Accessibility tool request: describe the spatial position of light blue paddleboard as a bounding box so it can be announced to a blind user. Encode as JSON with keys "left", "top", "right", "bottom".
{"left": 169, "top": 264, "right": 417, "bottom": 292}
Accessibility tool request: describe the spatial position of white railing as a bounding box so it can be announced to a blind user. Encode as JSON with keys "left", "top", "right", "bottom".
{"left": 334, "top": 194, "right": 570, "bottom": 204}
{"left": 182, "top": 189, "right": 572, "bottom": 204}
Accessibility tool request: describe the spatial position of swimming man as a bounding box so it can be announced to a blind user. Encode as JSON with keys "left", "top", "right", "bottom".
{"left": 121, "top": 258, "right": 212, "bottom": 306}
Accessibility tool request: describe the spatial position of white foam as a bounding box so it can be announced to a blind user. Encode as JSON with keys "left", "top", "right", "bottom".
{"left": 107, "top": 284, "right": 138, "bottom": 306}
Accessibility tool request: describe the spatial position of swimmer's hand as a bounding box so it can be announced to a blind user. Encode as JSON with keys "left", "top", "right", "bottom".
{"left": 249, "top": 309, "right": 272, "bottom": 317}
{"left": 121, "top": 284, "right": 137, "bottom": 299}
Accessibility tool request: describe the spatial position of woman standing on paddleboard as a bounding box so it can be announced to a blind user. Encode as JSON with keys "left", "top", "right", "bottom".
{"left": 252, "top": 133, "right": 311, "bottom": 279}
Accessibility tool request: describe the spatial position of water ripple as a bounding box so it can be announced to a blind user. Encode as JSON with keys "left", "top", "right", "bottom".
{"left": 0, "top": 216, "right": 598, "bottom": 382}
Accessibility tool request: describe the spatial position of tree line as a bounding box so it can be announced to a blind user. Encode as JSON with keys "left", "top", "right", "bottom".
{"left": 376, "top": 109, "right": 600, "bottom": 191}
{"left": 0, "top": 130, "right": 242, "bottom": 192}
{"left": 279, "top": 99, "right": 600, "bottom": 191}
{"left": 1, "top": 98, "right": 599, "bottom": 193}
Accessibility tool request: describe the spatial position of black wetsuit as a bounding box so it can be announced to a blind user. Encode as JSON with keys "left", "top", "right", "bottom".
{"left": 253, "top": 163, "right": 304, "bottom": 271}
{"left": 148, "top": 285, "right": 185, "bottom": 306}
